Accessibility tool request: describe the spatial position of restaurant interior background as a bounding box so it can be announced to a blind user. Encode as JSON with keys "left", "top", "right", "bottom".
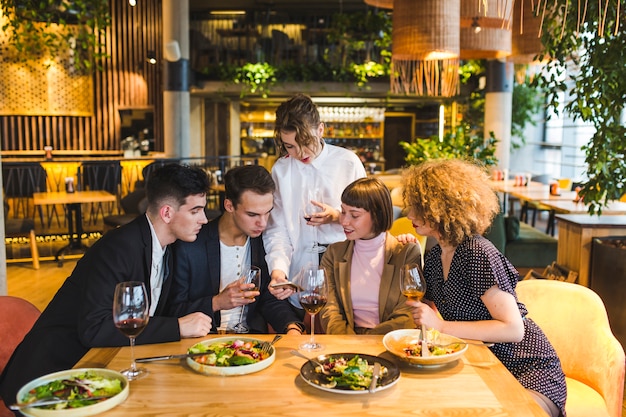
{"left": 0, "top": 0, "right": 620, "bottom": 281}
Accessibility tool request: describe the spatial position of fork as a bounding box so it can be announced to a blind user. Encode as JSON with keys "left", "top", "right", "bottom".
{"left": 260, "top": 334, "right": 283, "bottom": 355}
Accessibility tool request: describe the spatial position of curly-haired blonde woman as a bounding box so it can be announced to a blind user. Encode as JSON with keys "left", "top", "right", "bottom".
{"left": 402, "top": 159, "right": 566, "bottom": 417}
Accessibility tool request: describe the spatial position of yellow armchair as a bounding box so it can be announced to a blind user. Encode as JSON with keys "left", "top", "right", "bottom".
{"left": 390, "top": 216, "right": 427, "bottom": 264}
{"left": 516, "top": 279, "right": 625, "bottom": 417}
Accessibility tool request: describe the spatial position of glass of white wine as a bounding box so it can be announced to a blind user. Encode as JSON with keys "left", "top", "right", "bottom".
{"left": 232, "top": 266, "right": 261, "bottom": 334}
{"left": 399, "top": 263, "right": 429, "bottom": 355}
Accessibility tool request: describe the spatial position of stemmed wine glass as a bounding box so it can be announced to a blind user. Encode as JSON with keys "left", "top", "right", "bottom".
{"left": 113, "top": 281, "right": 150, "bottom": 380}
{"left": 232, "top": 266, "right": 261, "bottom": 334}
{"left": 399, "top": 263, "right": 429, "bottom": 353}
{"left": 297, "top": 265, "right": 328, "bottom": 351}
{"left": 303, "top": 190, "right": 326, "bottom": 253}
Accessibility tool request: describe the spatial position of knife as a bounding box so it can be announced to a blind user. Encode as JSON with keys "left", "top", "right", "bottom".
{"left": 10, "top": 395, "right": 114, "bottom": 410}
{"left": 135, "top": 352, "right": 209, "bottom": 363}
{"left": 369, "top": 362, "right": 381, "bottom": 393}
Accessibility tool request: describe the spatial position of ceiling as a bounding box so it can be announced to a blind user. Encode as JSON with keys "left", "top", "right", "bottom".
{"left": 189, "top": 0, "right": 378, "bottom": 15}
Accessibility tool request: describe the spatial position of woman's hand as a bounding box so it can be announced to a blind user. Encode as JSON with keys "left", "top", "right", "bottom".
{"left": 306, "top": 200, "right": 340, "bottom": 225}
{"left": 406, "top": 300, "right": 442, "bottom": 331}
{"left": 395, "top": 233, "right": 418, "bottom": 244}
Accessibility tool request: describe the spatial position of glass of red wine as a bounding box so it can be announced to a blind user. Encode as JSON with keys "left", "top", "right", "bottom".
{"left": 113, "top": 281, "right": 150, "bottom": 380}
{"left": 303, "top": 190, "right": 327, "bottom": 253}
{"left": 297, "top": 265, "right": 328, "bottom": 351}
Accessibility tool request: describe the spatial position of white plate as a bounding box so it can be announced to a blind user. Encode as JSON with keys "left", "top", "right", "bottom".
{"left": 16, "top": 368, "right": 128, "bottom": 417}
{"left": 299, "top": 353, "right": 400, "bottom": 395}
{"left": 186, "top": 337, "right": 275, "bottom": 376}
{"left": 383, "top": 329, "right": 468, "bottom": 367}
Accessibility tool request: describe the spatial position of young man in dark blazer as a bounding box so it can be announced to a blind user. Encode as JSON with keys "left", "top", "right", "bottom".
{"left": 0, "top": 164, "right": 214, "bottom": 407}
{"left": 167, "top": 164, "right": 305, "bottom": 335}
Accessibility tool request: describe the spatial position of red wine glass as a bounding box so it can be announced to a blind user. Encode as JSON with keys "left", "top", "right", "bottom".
{"left": 113, "top": 281, "right": 150, "bottom": 380}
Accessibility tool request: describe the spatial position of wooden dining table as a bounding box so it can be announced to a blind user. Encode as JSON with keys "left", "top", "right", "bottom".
{"left": 74, "top": 334, "right": 547, "bottom": 416}
{"left": 33, "top": 190, "right": 117, "bottom": 266}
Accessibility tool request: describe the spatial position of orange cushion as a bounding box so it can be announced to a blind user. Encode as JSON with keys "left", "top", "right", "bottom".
{"left": 0, "top": 296, "right": 40, "bottom": 374}
{"left": 565, "top": 378, "right": 611, "bottom": 417}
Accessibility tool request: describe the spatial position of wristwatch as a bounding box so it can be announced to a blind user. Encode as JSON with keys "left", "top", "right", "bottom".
{"left": 285, "top": 321, "right": 306, "bottom": 334}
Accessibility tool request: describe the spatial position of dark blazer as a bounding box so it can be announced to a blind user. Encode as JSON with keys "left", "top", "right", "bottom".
{"left": 167, "top": 216, "right": 302, "bottom": 333}
{"left": 0, "top": 215, "right": 181, "bottom": 405}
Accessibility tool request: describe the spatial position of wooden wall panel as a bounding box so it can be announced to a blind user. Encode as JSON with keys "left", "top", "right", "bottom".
{"left": 0, "top": 0, "right": 163, "bottom": 155}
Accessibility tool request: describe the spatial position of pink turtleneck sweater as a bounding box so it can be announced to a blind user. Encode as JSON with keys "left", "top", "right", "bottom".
{"left": 350, "top": 232, "right": 386, "bottom": 328}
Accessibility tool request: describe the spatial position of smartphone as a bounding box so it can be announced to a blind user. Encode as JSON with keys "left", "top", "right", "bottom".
{"left": 270, "top": 282, "right": 302, "bottom": 292}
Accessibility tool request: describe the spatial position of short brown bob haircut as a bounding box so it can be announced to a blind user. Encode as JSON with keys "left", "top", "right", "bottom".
{"left": 341, "top": 177, "right": 393, "bottom": 235}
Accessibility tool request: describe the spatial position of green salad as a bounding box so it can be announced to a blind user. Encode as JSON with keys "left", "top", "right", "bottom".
{"left": 316, "top": 355, "right": 386, "bottom": 390}
{"left": 188, "top": 339, "right": 269, "bottom": 367}
{"left": 20, "top": 371, "right": 123, "bottom": 410}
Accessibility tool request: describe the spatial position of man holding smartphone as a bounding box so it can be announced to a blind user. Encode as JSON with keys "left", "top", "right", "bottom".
{"left": 166, "top": 165, "right": 305, "bottom": 335}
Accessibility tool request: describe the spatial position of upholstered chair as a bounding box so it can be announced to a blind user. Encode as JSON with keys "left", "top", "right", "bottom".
{"left": 516, "top": 279, "right": 625, "bottom": 417}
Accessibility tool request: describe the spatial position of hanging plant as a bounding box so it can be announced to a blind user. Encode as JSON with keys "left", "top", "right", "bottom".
{"left": 0, "top": 0, "right": 110, "bottom": 73}
{"left": 538, "top": 0, "right": 626, "bottom": 214}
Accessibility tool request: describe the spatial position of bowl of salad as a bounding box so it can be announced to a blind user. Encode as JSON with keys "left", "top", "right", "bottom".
{"left": 383, "top": 329, "right": 469, "bottom": 367}
{"left": 15, "top": 368, "right": 128, "bottom": 417}
{"left": 186, "top": 337, "right": 275, "bottom": 376}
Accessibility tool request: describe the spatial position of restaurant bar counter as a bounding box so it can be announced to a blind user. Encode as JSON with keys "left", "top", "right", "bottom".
{"left": 75, "top": 334, "right": 548, "bottom": 416}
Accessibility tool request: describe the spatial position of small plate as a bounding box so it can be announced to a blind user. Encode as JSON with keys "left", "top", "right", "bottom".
{"left": 186, "top": 337, "right": 275, "bottom": 376}
{"left": 383, "top": 329, "right": 468, "bottom": 367}
{"left": 299, "top": 353, "right": 400, "bottom": 394}
{"left": 16, "top": 368, "right": 128, "bottom": 417}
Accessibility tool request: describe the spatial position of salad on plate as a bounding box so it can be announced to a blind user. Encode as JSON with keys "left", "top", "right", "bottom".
{"left": 188, "top": 339, "right": 270, "bottom": 367}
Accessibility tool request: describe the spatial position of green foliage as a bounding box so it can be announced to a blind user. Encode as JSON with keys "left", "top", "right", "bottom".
{"left": 0, "top": 0, "right": 110, "bottom": 73}
{"left": 538, "top": 1, "right": 626, "bottom": 214}
{"left": 233, "top": 63, "right": 277, "bottom": 98}
{"left": 511, "top": 74, "right": 545, "bottom": 148}
{"left": 399, "top": 122, "right": 499, "bottom": 167}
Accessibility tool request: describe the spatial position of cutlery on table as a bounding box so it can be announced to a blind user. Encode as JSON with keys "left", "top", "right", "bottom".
{"left": 369, "top": 362, "right": 381, "bottom": 393}
{"left": 290, "top": 350, "right": 338, "bottom": 376}
{"left": 260, "top": 334, "right": 283, "bottom": 354}
{"left": 10, "top": 395, "right": 114, "bottom": 410}
{"left": 135, "top": 351, "right": 210, "bottom": 363}
{"left": 420, "top": 325, "right": 430, "bottom": 357}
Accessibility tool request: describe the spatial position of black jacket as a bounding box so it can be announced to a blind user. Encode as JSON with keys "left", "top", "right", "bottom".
{"left": 166, "top": 216, "right": 302, "bottom": 333}
{"left": 0, "top": 215, "right": 181, "bottom": 405}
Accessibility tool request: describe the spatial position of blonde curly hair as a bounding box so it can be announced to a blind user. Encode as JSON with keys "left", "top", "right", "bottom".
{"left": 402, "top": 159, "right": 500, "bottom": 247}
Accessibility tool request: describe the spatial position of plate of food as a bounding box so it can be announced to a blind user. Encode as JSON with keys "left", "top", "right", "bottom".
{"left": 14, "top": 368, "right": 128, "bottom": 417}
{"left": 186, "top": 337, "right": 275, "bottom": 376}
{"left": 383, "top": 329, "right": 468, "bottom": 367}
{"left": 299, "top": 353, "right": 400, "bottom": 394}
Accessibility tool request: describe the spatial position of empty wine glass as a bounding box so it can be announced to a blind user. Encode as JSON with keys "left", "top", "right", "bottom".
{"left": 303, "top": 190, "right": 326, "bottom": 253}
{"left": 297, "top": 265, "right": 328, "bottom": 351}
{"left": 113, "top": 281, "right": 150, "bottom": 380}
{"left": 232, "top": 266, "right": 261, "bottom": 334}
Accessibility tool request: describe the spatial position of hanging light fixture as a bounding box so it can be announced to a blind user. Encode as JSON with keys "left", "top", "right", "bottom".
{"left": 460, "top": 0, "right": 513, "bottom": 60}
{"left": 510, "top": 0, "right": 547, "bottom": 64}
{"left": 391, "top": 0, "right": 460, "bottom": 97}
{"left": 363, "top": 0, "right": 393, "bottom": 9}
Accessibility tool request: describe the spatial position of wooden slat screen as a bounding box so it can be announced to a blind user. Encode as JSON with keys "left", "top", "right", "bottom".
{"left": 0, "top": 0, "right": 163, "bottom": 154}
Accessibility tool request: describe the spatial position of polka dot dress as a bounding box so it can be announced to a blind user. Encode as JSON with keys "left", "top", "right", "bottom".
{"left": 424, "top": 235, "right": 567, "bottom": 416}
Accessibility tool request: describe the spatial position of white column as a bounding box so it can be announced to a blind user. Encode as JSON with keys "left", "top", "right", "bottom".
{"left": 162, "top": 0, "right": 190, "bottom": 158}
{"left": 484, "top": 60, "right": 514, "bottom": 174}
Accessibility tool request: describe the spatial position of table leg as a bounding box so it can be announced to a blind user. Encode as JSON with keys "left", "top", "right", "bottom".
{"left": 55, "top": 203, "right": 90, "bottom": 266}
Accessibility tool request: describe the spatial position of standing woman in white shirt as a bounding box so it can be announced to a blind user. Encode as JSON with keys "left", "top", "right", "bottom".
{"left": 265, "top": 94, "right": 366, "bottom": 313}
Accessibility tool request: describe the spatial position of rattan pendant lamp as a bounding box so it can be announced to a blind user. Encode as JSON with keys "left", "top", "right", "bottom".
{"left": 460, "top": 0, "right": 513, "bottom": 60}
{"left": 510, "top": 0, "right": 546, "bottom": 64}
{"left": 363, "top": 0, "right": 393, "bottom": 9}
{"left": 390, "top": 0, "right": 460, "bottom": 97}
